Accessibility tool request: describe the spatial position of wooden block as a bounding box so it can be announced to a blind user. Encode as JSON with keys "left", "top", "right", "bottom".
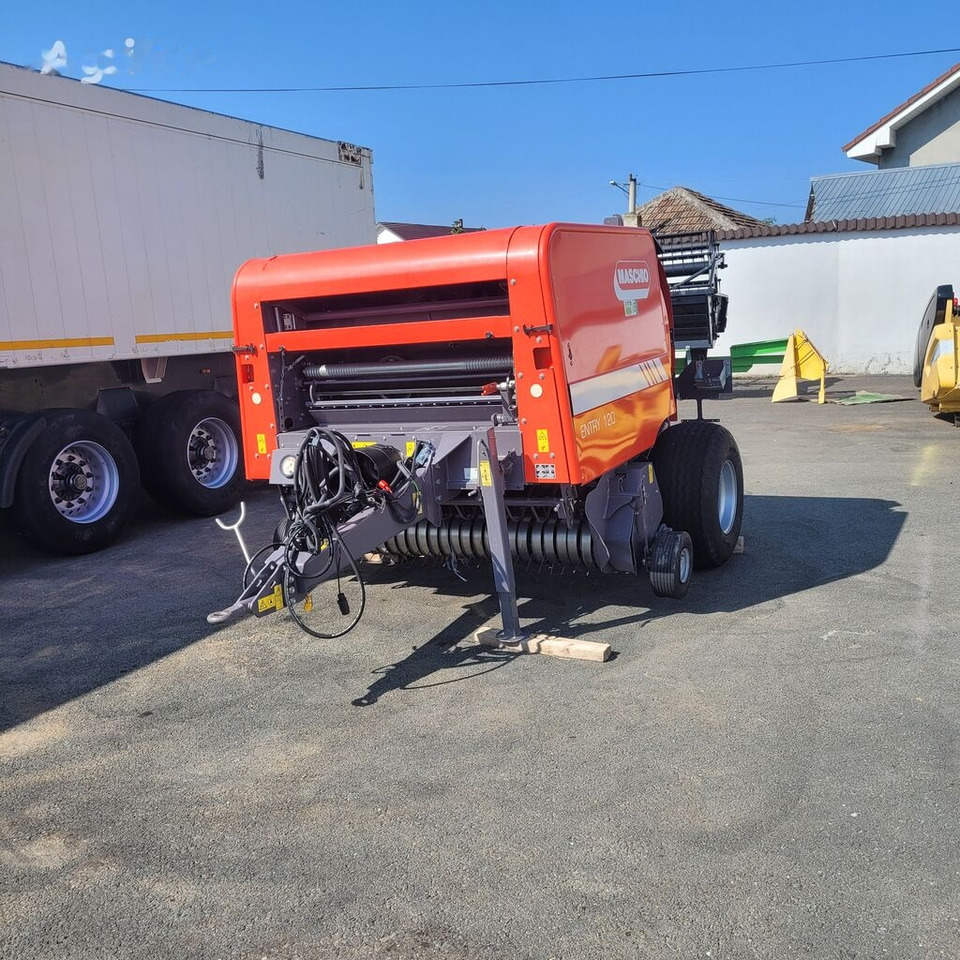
{"left": 475, "top": 627, "right": 611, "bottom": 662}
{"left": 734, "top": 536, "right": 745, "bottom": 555}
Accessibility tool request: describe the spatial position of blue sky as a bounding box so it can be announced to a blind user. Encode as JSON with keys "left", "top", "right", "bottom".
{"left": 4, "top": 1, "right": 959, "bottom": 228}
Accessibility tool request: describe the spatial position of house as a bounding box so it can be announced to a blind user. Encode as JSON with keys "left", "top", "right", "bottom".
{"left": 844, "top": 62, "right": 960, "bottom": 168}
{"left": 377, "top": 220, "right": 483, "bottom": 243}
{"left": 707, "top": 65, "right": 960, "bottom": 375}
{"left": 635, "top": 186, "right": 763, "bottom": 234}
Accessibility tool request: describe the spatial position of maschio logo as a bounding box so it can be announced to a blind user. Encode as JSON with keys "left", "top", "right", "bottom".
{"left": 613, "top": 260, "right": 652, "bottom": 301}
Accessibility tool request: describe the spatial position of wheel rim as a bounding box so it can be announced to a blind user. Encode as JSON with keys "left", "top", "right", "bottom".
{"left": 718, "top": 459, "right": 738, "bottom": 535}
{"left": 679, "top": 546, "right": 691, "bottom": 583}
{"left": 48, "top": 441, "right": 120, "bottom": 524}
{"left": 186, "top": 418, "right": 238, "bottom": 489}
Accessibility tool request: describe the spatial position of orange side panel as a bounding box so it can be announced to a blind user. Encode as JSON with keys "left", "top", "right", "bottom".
{"left": 231, "top": 223, "right": 677, "bottom": 484}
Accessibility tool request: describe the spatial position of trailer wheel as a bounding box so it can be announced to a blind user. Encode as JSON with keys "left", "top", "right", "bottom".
{"left": 649, "top": 529, "right": 693, "bottom": 599}
{"left": 651, "top": 420, "right": 743, "bottom": 569}
{"left": 11, "top": 409, "right": 140, "bottom": 554}
{"left": 136, "top": 390, "right": 245, "bottom": 516}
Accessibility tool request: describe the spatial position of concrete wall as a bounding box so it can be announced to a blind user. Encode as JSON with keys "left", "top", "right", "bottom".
{"left": 879, "top": 86, "right": 960, "bottom": 168}
{"left": 718, "top": 226, "right": 960, "bottom": 373}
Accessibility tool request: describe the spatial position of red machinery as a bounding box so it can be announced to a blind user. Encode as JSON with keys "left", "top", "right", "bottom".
{"left": 209, "top": 223, "right": 743, "bottom": 642}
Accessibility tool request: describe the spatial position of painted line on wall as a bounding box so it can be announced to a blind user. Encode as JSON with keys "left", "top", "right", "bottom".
{"left": 135, "top": 331, "right": 234, "bottom": 344}
{"left": 0, "top": 336, "right": 115, "bottom": 350}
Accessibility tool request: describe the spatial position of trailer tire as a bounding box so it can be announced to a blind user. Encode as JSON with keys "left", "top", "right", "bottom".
{"left": 651, "top": 420, "right": 743, "bottom": 570}
{"left": 136, "top": 390, "right": 245, "bottom": 516}
{"left": 649, "top": 529, "right": 693, "bottom": 599}
{"left": 11, "top": 409, "right": 140, "bottom": 555}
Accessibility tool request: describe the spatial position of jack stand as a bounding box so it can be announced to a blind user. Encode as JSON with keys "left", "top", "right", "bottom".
{"left": 477, "top": 429, "right": 526, "bottom": 645}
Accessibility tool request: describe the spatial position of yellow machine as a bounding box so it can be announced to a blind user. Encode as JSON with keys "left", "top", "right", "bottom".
{"left": 916, "top": 285, "right": 960, "bottom": 415}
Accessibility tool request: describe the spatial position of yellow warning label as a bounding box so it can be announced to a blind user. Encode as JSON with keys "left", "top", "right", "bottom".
{"left": 405, "top": 441, "right": 416, "bottom": 458}
{"left": 257, "top": 583, "right": 284, "bottom": 613}
{"left": 479, "top": 460, "right": 493, "bottom": 487}
{"left": 351, "top": 440, "right": 377, "bottom": 448}
{"left": 256, "top": 433, "right": 267, "bottom": 455}
{"left": 536, "top": 429, "right": 550, "bottom": 453}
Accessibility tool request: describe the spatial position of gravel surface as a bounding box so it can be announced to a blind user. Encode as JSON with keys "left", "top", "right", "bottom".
{"left": 2, "top": 375, "right": 958, "bottom": 959}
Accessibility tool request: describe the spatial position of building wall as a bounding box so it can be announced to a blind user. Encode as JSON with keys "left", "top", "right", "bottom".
{"left": 718, "top": 227, "right": 960, "bottom": 373}
{"left": 878, "top": 86, "right": 960, "bottom": 168}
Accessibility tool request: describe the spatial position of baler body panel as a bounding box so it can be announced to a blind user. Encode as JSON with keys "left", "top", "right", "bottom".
{"left": 232, "top": 224, "right": 675, "bottom": 486}
{"left": 534, "top": 224, "right": 674, "bottom": 483}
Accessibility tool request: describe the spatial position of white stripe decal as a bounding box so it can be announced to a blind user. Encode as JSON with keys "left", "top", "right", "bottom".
{"left": 569, "top": 356, "right": 672, "bottom": 415}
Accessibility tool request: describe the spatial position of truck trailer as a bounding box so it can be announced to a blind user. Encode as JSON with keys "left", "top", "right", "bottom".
{"left": 0, "top": 61, "right": 375, "bottom": 554}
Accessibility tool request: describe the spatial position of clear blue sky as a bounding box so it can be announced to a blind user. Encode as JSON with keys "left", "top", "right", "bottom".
{"left": 4, "top": 1, "right": 959, "bottom": 228}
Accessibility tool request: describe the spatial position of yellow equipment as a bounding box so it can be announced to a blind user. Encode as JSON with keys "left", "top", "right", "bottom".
{"left": 772, "top": 329, "right": 828, "bottom": 404}
{"left": 915, "top": 285, "right": 960, "bottom": 415}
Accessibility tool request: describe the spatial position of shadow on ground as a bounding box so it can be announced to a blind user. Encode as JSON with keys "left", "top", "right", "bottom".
{"left": 351, "top": 493, "right": 906, "bottom": 706}
{"left": 1, "top": 494, "right": 906, "bottom": 729}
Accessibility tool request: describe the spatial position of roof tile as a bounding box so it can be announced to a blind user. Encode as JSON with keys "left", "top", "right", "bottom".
{"left": 718, "top": 211, "right": 960, "bottom": 240}
{"left": 636, "top": 186, "right": 764, "bottom": 234}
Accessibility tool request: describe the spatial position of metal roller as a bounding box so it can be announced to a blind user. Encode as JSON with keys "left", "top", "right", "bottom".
{"left": 302, "top": 356, "right": 513, "bottom": 380}
{"left": 381, "top": 518, "right": 600, "bottom": 568}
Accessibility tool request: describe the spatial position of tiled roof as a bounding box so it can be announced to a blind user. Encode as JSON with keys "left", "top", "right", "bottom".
{"left": 806, "top": 163, "right": 960, "bottom": 220}
{"left": 843, "top": 62, "right": 960, "bottom": 153}
{"left": 718, "top": 212, "right": 960, "bottom": 241}
{"left": 378, "top": 221, "right": 483, "bottom": 240}
{"left": 637, "top": 186, "right": 764, "bottom": 234}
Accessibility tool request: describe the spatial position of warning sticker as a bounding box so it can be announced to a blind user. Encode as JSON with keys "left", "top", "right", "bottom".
{"left": 351, "top": 440, "right": 377, "bottom": 449}
{"left": 256, "top": 433, "right": 267, "bottom": 455}
{"left": 479, "top": 460, "right": 493, "bottom": 487}
{"left": 536, "top": 429, "right": 550, "bottom": 453}
{"left": 405, "top": 441, "right": 416, "bottom": 458}
{"left": 257, "top": 584, "right": 284, "bottom": 613}
{"left": 623, "top": 299, "right": 638, "bottom": 317}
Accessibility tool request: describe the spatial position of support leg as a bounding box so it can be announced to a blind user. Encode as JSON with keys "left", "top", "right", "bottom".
{"left": 478, "top": 429, "right": 525, "bottom": 643}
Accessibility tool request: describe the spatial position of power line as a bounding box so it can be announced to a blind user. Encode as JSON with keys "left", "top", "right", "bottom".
{"left": 129, "top": 46, "right": 960, "bottom": 94}
{"left": 638, "top": 182, "right": 806, "bottom": 209}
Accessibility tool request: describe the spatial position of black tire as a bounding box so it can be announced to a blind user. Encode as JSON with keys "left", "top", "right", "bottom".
{"left": 11, "top": 409, "right": 140, "bottom": 555}
{"left": 651, "top": 420, "right": 744, "bottom": 570}
{"left": 913, "top": 285, "right": 954, "bottom": 387}
{"left": 136, "top": 390, "right": 245, "bottom": 516}
{"left": 649, "top": 529, "right": 693, "bottom": 599}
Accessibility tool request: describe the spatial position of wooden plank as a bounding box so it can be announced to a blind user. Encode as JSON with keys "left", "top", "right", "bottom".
{"left": 475, "top": 627, "right": 611, "bottom": 663}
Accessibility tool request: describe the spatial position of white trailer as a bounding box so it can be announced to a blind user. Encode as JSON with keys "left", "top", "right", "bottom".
{"left": 0, "top": 61, "right": 376, "bottom": 553}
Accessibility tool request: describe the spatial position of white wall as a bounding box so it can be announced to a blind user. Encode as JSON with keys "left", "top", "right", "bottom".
{"left": 718, "top": 226, "right": 960, "bottom": 373}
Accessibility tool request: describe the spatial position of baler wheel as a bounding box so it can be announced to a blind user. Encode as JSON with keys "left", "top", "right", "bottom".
{"left": 649, "top": 529, "right": 693, "bottom": 599}
{"left": 651, "top": 420, "right": 743, "bottom": 570}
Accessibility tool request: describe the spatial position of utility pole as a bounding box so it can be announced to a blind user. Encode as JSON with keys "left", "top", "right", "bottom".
{"left": 623, "top": 173, "right": 641, "bottom": 228}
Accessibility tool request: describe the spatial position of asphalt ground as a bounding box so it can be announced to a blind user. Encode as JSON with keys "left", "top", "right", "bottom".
{"left": 1, "top": 374, "right": 959, "bottom": 959}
